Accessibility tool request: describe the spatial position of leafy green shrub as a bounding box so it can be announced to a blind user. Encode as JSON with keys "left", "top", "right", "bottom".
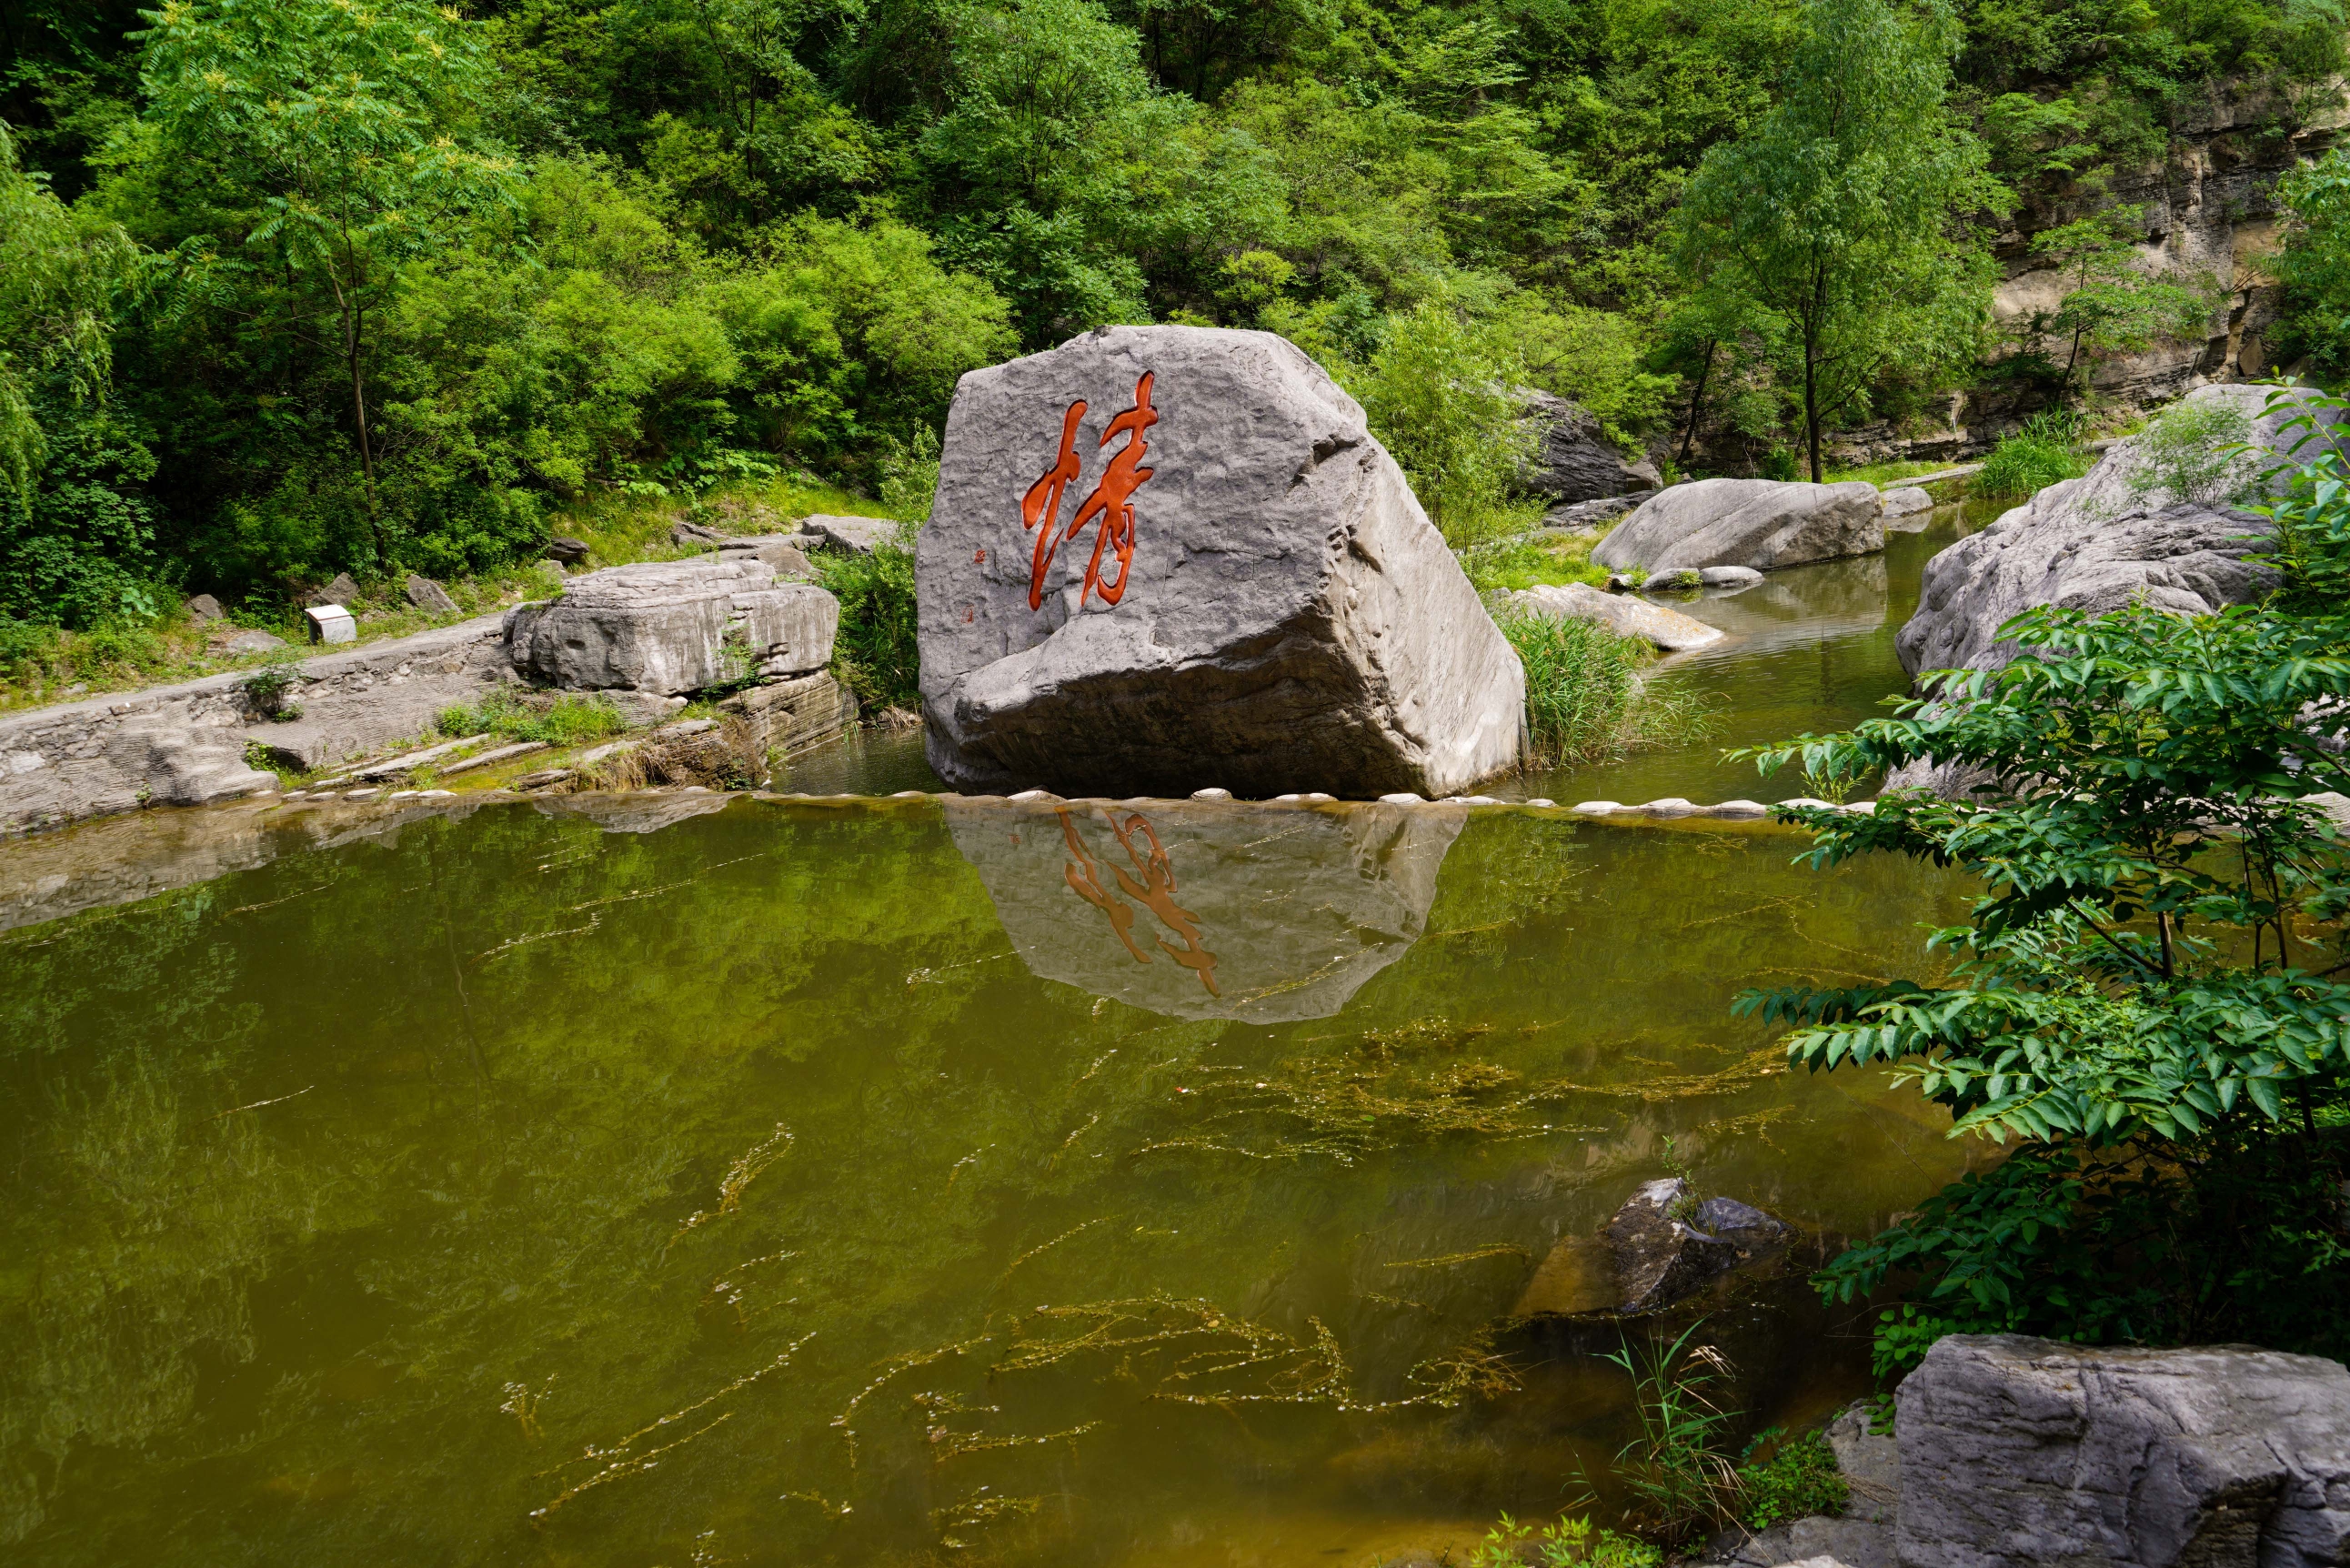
{"left": 1737, "top": 1430, "right": 1849, "bottom": 1529}
{"left": 240, "top": 657, "right": 304, "bottom": 720}
{"left": 67, "top": 620, "right": 166, "bottom": 680}
{"left": 0, "top": 617, "right": 57, "bottom": 679}
{"left": 2125, "top": 397, "right": 2256, "bottom": 508}
{"left": 1974, "top": 410, "right": 2088, "bottom": 499}
{"left": 813, "top": 538, "right": 919, "bottom": 711}
{"left": 1344, "top": 299, "right": 1536, "bottom": 548}
{"left": 1500, "top": 611, "right": 1717, "bottom": 768}
{"left": 1471, "top": 1513, "right": 1662, "bottom": 1568}
{"left": 1734, "top": 602, "right": 2350, "bottom": 1374}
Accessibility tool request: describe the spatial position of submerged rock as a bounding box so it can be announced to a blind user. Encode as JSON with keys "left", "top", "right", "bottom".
{"left": 505, "top": 557, "right": 837, "bottom": 696}
{"left": 943, "top": 794, "right": 1465, "bottom": 1023}
{"left": 1493, "top": 580, "right": 1723, "bottom": 653}
{"left": 1897, "top": 1334, "right": 2350, "bottom": 1568}
{"left": 1595, "top": 478, "right": 1884, "bottom": 574}
{"left": 1611, "top": 1180, "right": 1793, "bottom": 1313}
{"left": 917, "top": 324, "right": 1523, "bottom": 799}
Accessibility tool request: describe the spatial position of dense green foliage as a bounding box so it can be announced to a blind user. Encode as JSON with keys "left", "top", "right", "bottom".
{"left": 1734, "top": 597, "right": 2350, "bottom": 1371}
{"left": 1, "top": 0, "right": 2345, "bottom": 628}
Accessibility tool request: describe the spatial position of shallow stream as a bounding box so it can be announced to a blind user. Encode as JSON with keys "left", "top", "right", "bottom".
{"left": 0, "top": 505, "right": 1993, "bottom": 1567}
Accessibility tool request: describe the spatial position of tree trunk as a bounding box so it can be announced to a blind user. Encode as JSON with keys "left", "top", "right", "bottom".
{"left": 1803, "top": 337, "right": 1823, "bottom": 484}
{"left": 1679, "top": 340, "right": 1715, "bottom": 467}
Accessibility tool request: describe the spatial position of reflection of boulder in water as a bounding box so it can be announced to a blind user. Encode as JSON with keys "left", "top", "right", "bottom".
{"left": 945, "top": 798, "right": 1465, "bottom": 1022}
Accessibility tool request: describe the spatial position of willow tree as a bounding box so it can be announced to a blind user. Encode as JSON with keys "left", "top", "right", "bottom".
{"left": 1676, "top": 0, "right": 2002, "bottom": 482}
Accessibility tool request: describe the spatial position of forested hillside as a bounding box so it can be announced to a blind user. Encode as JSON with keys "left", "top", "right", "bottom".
{"left": 3, "top": 0, "right": 2347, "bottom": 628}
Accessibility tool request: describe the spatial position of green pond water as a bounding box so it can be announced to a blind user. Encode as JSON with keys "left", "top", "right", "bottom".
{"left": 0, "top": 508, "right": 1994, "bottom": 1568}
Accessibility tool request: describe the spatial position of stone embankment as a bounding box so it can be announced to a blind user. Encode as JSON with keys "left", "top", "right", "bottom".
{"left": 0, "top": 546, "right": 851, "bottom": 836}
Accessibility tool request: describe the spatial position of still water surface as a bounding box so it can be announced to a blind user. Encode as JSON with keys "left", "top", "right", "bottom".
{"left": 0, "top": 508, "right": 1989, "bottom": 1567}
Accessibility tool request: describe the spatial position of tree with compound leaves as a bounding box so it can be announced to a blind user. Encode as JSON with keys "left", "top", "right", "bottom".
{"left": 131, "top": 0, "right": 517, "bottom": 563}
{"left": 1732, "top": 602, "right": 2350, "bottom": 1370}
{"left": 1676, "top": 0, "right": 2002, "bottom": 482}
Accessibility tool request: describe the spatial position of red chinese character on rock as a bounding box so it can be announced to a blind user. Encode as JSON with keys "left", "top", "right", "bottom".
{"left": 1019, "top": 372, "right": 1158, "bottom": 612}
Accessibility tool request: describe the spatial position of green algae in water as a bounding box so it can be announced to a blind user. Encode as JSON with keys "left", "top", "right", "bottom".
{"left": 0, "top": 795, "right": 1979, "bottom": 1566}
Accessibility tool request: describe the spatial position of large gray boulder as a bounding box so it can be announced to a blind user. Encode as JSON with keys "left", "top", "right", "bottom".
{"left": 1520, "top": 390, "right": 1662, "bottom": 502}
{"left": 1594, "top": 478, "right": 1885, "bottom": 574}
{"left": 504, "top": 557, "right": 837, "bottom": 696}
{"left": 943, "top": 795, "right": 1465, "bottom": 1023}
{"left": 1897, "top": 1334, "right": 2350, "bottom": 1568}
{"left": 916, "top": 325, "right": 1524, "bottom": 798}
{"left": 1896, "top": 384, "right": 2345, "bottom": 678}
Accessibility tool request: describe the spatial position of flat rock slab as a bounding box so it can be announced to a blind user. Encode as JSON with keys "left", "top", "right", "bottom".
{"left": 803, "top": 515, "right": 903, "bottom": 554}
{"left": 1595, "top": 478, "right": 1884, "bottom": 574}
{"left": 1897, "top": 1333, "right": 2350, "bottom": 1568}
{"left": 943, "top": 795, "right": 1466, "bottom": 1023}
{"left": 505, "top": 557, "right": 838, "bottom": 695}
{"left": 1880, "top": 485, "right": 1934, "bottom": 518}
{"left": 917, "top": 324, "right": 1523, "bottom": 798}
{"left": 1494, "top": 580, "right": 1723, "bottom": 652}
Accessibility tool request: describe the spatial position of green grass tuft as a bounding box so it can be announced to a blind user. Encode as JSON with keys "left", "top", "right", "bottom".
{"left": 436, "top": 689, "right": 630, "bottom": 748}
{"left": 1498, "top": 610, "right": 1719, "bottom": 769}
{"left": 1737, "top": 1429, "right": 1850, "bottom": 1530}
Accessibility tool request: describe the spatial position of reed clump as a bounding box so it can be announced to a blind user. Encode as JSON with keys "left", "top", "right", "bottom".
{"left": 1497, "top": 610, "right": 1719, "bottom": 768}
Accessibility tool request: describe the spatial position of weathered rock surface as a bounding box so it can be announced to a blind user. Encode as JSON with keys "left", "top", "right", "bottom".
{"left": 917, "top": 324, "right": 1523, "bottom": 798}
{"left": 1492, "top": 580, "right": 1724, "bottom": 652}
{"left": 804, "top": 515, "right": 902, "bottom": 554}
{"left": 186, "top": 594, "right": 224, "bottom": 622}
{"left": 715, "top": 535, "right": 817, "bottom": 577}
{"left": 1895, "top": 384, "right": 2344, "bottom": 679}
{"left": 944, "top": 795, "right": 1465, "bottom": 1023}
{"left": 304, "top": 572, "right": 362, "bottom": 608}
{"left": 1541, "top": 495, "right": 1643, "bottom": 532}
{"left": 1881, "top": 486, "right": 1935, "bottom": 519}
{"left": 1896, "top": 1333, "right": 2350, "bottom": 1568}
{"left": 405, "top": 574, "right": 458, "bottom": 615}
{"left": 1519, "top": 390, "right": 1662, "bottom": 502}
{"left": 546, "top": 536, "right": 591, "bottom": 565}
{"left": 505, "top": 557, "right": 837, "bottom": 696}
{"left": 1642, "top": 565, "right": 1765, "bottom": 592}
{"left": 214, "top": 628, "right": 285, "bottom": 655}
{"left": 1595, "top": 479, "right": 1885, "bottom": 574}
{"left": 1606, "top": 1178, "right": 1793, "bottom": 1314}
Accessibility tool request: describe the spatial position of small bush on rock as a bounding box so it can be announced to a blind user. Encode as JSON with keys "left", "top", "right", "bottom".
{"left": 814, "top": 538, "right": 919, "bottom": 712}
{"left": 1737, "top": 1429, "right": 1848, "bottom": 1529}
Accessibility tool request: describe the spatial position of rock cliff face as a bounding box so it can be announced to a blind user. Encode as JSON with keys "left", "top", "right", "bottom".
{"left": 1895, "top": 382, "right": 2345, "bottom": 679}
{"left": 1684, "top": 82, "right": 2350, "bottom": 472}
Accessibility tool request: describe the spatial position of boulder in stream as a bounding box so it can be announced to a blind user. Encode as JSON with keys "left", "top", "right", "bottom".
{"left": 1897, "top": 1333, "right": 2350, "bottom": 1568}
{"left": 916, "top": 325, "right": 1523, "bottom": 799}
{"left": 1595, "top": 478, "right": 1885, "bottom": 575}
{"left": 1896, "top": 384, "right": 2342, "bottom": 679}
